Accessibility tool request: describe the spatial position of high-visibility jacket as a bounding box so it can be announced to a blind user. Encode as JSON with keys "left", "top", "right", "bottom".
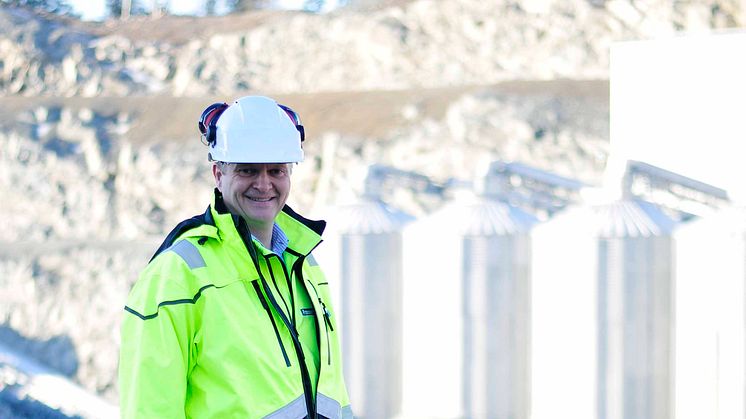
{"left": 119, "top": 191, "right": 352, "bottom": 419}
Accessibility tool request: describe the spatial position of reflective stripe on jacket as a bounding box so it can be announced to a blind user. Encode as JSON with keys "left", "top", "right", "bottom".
{"left": 119, "top": 191, "right": 351, "bottom": 419}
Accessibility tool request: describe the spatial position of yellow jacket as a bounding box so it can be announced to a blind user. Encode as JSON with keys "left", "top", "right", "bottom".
{"left": 119, "top": 190, "right": 351, "bottom": 418}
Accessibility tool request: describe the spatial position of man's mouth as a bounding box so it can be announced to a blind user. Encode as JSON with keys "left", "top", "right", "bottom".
{"left": 246, "top": 196, "right": 273, "bottom": 202}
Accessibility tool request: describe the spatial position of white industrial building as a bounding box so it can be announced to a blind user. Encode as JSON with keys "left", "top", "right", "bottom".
{"left": 607, "top": 31, "right": 746, "bottom": 419}
{"left": 674, "top": 207, "right": 746, "bottom": 419}
{"left": 531, "top": 198, "right": 677, "bottom": 419}
{"left": 318, "top": 31, "right": 746, "bottom": 419}
{"left": 400, "top": 192, "right": 536, "bottom": 419}
{"left": 319, "top": 196, "right": 413, "bottom": 419}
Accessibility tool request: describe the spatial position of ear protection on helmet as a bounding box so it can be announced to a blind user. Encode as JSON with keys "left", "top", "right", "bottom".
{"left": 278, "top": 104, "right": 305, "bottom": 144}
{"left": 198, "top": 102, "right": 229, "bottom": 146}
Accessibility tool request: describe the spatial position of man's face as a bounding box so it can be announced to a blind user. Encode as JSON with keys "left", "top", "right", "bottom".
{"left": 213, "top": 163, "right": 291, "bottom": 231}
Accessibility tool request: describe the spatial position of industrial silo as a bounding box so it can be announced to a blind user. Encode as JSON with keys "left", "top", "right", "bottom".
{"left": 319, "top": 197, "right": 413, "bottom": 419}
{"left": 401, "top": 192, "right": 536, "bottom": 419}
{"left": 531, "top": 198, "right": 677, "bottom": 419}
{"left": 674, "top": 206, "right": 746, "bottom": 419}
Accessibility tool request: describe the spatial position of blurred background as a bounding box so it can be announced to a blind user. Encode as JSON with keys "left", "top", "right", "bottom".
{"left": 0, "top": 0, "right": 744, "bottom": 418}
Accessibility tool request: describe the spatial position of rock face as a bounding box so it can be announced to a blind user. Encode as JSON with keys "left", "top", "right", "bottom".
{"left": 0, "top": 0, "right": 743, "bottom": 96}
{"left": 0, "top": 0, "right": 742, "bottom": 412}
{"left": 0, "top": 106, "right": 209, "bottom": 242}
{"left": 0, "top": 242, "right": 154, "bottom": 402}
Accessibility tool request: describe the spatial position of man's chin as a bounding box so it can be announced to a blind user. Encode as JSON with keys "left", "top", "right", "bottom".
{"left": 238, "top": 208, "right": 277, "bottom": 224}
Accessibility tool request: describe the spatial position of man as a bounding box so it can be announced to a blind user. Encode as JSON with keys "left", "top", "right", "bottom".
{"left": 119, "top": 96, "right": 352, "bottom": 419}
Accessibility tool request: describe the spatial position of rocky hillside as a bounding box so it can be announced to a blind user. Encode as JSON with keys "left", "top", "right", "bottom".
{"left": 1, "top": 0, "right": 743, "bottom": 96}
{"left": 0, "top": 0, "right": 743, "bottom": 411}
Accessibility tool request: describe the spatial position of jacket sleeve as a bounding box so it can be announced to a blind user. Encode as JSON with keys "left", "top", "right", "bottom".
{"left": 119, "top": 257, "right": 199, "bottom": 419}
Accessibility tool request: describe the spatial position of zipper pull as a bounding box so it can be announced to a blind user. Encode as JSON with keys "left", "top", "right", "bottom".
{"left": 319, "top": 300, "right": 334, "bottom": 331}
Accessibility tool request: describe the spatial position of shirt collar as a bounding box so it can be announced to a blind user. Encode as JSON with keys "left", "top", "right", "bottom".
{"left": 270, "top": 222, "right": 290, "bottom": 257}
{"left": 250, "top": 223, "right": 289, "bottom": 259}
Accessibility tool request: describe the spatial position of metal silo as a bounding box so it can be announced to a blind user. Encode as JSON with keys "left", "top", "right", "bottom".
{"left": 401, "top": 192, "right": 536, "bottom": 419}
{"left": 674, "top": 206, "right": 746, "bottom": 419}
{"left": 321, "top": 197, "right": 413, "bottom": 419}
{"left": 530, "top": 198, "right": 677, "bottom": 419}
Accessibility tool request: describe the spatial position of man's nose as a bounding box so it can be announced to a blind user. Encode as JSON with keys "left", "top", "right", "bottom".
{"left": 252, "top": 170, "right": 272, "bottom": 189}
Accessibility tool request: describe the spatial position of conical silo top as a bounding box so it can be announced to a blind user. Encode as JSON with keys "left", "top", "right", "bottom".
{"left": 416, "top": 193, "right": 537, "bottom": 236}
{"left": 556, "top": 199, "right": 676, "bottom": 238}
{"left": 326, "top": 198, "right": 414, "bottom": 234}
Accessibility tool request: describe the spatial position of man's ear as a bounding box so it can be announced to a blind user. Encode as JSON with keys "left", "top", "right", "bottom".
{"left": 212, "top": 163, "right": 223, "bottom": 190}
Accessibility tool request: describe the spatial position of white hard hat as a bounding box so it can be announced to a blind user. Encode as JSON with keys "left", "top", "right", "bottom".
{"left": 199, "top": 95, "right": 305, "bottom": 163}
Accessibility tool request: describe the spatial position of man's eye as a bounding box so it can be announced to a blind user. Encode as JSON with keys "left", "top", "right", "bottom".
{"left": 269, "top": 169, "right": 285, "bottom": 176}
{"left": 237, "top": 169, "right": 256, "bottom": 176}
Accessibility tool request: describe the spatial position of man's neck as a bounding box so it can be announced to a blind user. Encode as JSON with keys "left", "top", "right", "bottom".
{"left": 246, "top": 221, "right": 273, "bottom": 250}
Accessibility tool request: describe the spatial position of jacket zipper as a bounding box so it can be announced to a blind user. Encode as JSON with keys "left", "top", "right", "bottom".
{"left": 251, "top": 280, "right": 291, "bottom": 367}
{"left": 306, "top": 280, "right": 333, "bottom": 366}
{"left": 274, "top": 254, "right": 296, "bottom": 326}
{"left": 264, "top": 254, "right": 292, "bottom": 321}
{"left": 236, "top": 217, "right": 317, "bottom": 418}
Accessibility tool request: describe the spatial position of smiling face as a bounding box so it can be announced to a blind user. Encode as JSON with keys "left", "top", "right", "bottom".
{"left": 213, "top": 162, "right": 291, "bottom": 233}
